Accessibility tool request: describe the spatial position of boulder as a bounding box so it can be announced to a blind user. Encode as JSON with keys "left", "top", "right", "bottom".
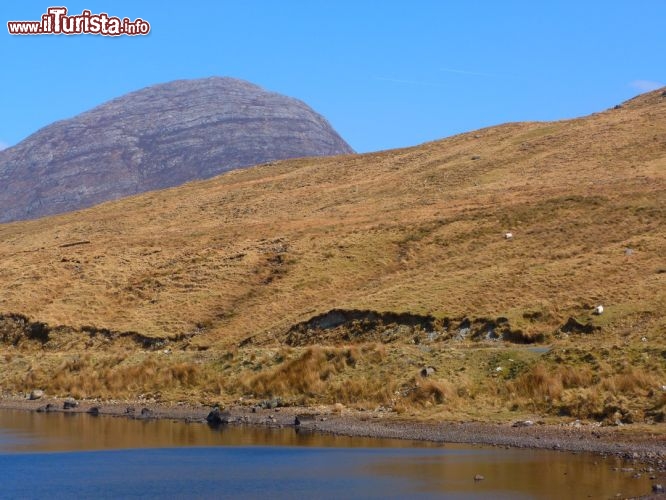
{"left": 206, "top": 407, "right": 230, "bottom": 426}
{"left": 294, "top": 414, "right": 316, "bottom": 426}
{"left": 512, "top": 420, "right": 535, "bottom": 428}
{"left": 63, "top": 397, "right": 78, "bottom": 410}
{"left": 28, "top": 389, "right": 44, "bottom": 400}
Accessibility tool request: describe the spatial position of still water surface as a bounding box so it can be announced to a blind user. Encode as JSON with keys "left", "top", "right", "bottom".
{"left": 0, "top": 410, "right": 653, "bottom": 499}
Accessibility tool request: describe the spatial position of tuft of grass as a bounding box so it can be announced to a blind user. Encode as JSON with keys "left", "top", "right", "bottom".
{"left": 241, "top": 345, "right": 394, "bottom": 405}
{"left": 244, "top": 346, "right": 347, "bottom": 399}
{"left": 602, "top": 368, "right": 659, "bottom": 395}
{"left": 509, "top": 363, "right": 563, "bottom": 404}
{"left": 408, "top": 378, "right": 456, "bottom": 406}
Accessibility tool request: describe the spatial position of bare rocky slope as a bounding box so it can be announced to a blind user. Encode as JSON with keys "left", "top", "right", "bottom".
{"left": 0, "top": 77, "right": 353, "bottom": 223}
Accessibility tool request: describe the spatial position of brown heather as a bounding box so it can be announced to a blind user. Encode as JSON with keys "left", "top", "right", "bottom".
{"left": 0, "top": 89, "right": 664, "bottom": 424}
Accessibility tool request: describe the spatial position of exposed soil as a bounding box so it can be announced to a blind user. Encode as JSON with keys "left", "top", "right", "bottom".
{"left": 0, "top": 313, "right": 194, "bottom": 350}
{"left": 242, "top": 308, "right": 542, "bottom": 347}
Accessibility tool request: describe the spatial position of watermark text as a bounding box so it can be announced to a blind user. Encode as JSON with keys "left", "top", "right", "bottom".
{"left": 7, "top": 7, "right": 150, "bottom": 36}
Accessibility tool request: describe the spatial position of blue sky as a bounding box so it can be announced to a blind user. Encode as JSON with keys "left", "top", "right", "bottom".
{"left": 2, "top": 1, "right": 665, "bottom": 153}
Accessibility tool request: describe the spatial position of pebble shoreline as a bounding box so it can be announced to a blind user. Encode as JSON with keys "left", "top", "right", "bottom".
{"left": 2, "top": 396, "right": 665, "bottom": 478}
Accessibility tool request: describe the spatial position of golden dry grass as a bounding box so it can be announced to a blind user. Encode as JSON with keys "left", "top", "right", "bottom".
{"left": 241, "top": 345, "right": 395, "bottom": 405}
{"left": 0, "top": 89, "right": 665, "bottom": 422}
{"left": 0, "top": 90, "right": 663, "bottom": 343}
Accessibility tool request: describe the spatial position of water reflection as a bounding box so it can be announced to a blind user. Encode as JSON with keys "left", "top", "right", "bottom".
{"left": 0, "top": 410, "right": 655, "bottom": 499}
{"left": 0, "top": 410, "right": 436, "bottom": 452}
{"left": 364, "top": 450, "right": 647, "bottom": 498}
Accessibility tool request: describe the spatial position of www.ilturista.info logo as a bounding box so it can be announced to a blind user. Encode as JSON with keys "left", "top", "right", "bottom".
{"left": 7, "top": 7, "right": 150, "bottom": 36}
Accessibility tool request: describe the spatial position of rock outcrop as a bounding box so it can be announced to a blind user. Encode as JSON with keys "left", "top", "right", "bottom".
{"left": 0, "top": 77, "right": 353, "bottom": 222}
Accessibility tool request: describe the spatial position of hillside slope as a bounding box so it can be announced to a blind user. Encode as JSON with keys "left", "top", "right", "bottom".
{"left": 0, "top": 89, "right": 664, "bottom": 421}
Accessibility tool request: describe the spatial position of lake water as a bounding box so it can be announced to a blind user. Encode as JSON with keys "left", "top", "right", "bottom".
{"left": 0, "top": 410, "right": 654, "bottom": 499}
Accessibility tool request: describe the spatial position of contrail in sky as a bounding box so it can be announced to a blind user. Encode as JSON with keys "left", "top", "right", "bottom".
{"left": 375, "top": 76, "right": 445, "bottom": 87}
{"left": 439, "top": 67, "right": 501, "bottom": 78}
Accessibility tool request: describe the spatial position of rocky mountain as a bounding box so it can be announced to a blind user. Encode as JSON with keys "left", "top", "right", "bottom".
{"left": 0, "top": 77, "right": 353, "bottom": 223}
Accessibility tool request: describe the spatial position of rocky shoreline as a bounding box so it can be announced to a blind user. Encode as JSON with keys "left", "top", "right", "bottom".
{"left": 1, "top": 395, "right": 664, "bottom": 469}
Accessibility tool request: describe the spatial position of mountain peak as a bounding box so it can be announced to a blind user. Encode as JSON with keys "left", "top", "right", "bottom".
{"left": 0, "top": 77, "right": 353, "bottom": 223}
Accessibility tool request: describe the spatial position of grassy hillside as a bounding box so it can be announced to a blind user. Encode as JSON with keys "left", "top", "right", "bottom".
{"left": 1, "top": 89, "right": 664, "bottom": 423}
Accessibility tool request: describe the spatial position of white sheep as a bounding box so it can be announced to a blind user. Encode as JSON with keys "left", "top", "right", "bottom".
{"left": 593, "top": 305, "right": 604, "bottom": 315}
{"left": 504, "top": 232, "right": 513, "bottom": 240}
